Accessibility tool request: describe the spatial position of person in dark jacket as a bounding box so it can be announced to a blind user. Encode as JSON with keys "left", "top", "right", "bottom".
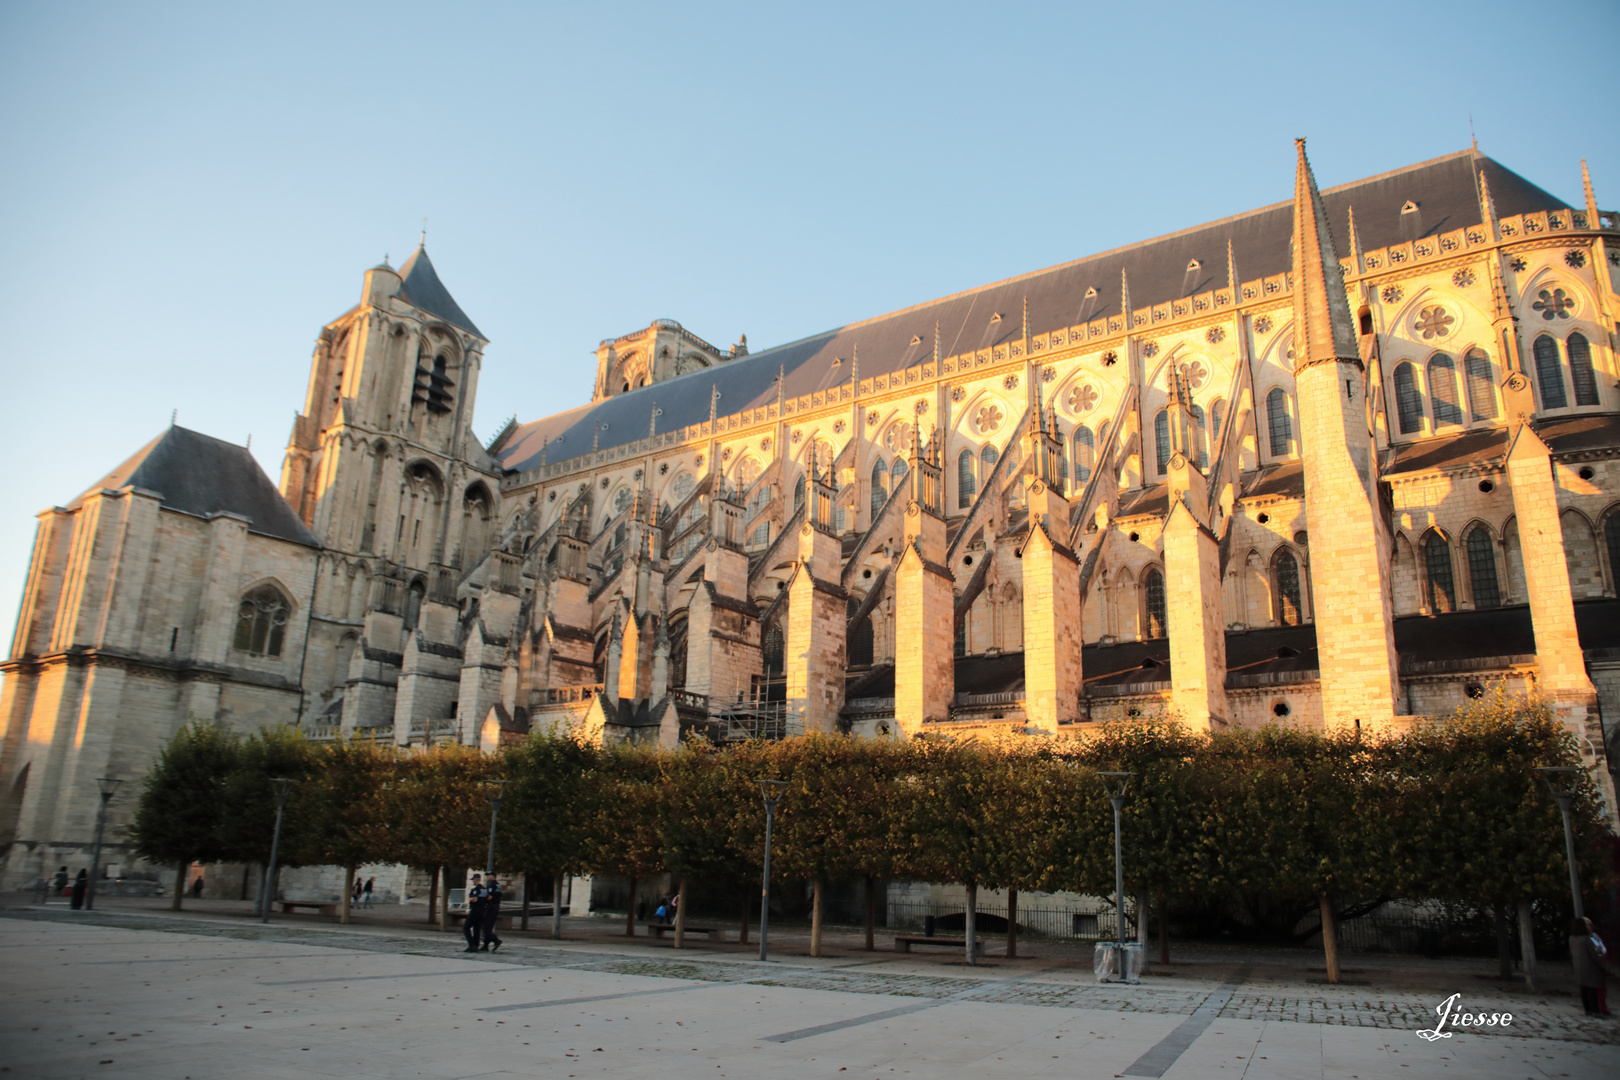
{"left": 481, "top": 875, "right": 504, "bottom": 953}
{"left": 463, "top": 875, "right": 485, "bottom": 952}
{"left": 69, "top": 869, "right": 87, "bottom": 910}
{"left": 53, "top": 867, "right": 69, "bottom": 896}
{"left": 1571, "top": 917, "right": 1607, "bottom": 1016}
{"left": 191, "top": 875, "right": 204, "bottom": 899}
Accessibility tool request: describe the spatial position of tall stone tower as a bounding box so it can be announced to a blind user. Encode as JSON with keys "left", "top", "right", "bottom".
{"left": 1290, "top": 140, "right": 1401, "bottom": 728}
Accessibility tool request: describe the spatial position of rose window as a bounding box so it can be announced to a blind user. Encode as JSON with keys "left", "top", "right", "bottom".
{"left": 974, "top": 405, "right": 1004, "bottom": 434}
{"left": 1414, "top": 306, "right": 1455, "bottom": 340}
{"left": 1533, "top": 288, "right": 1573, "bottom": 321}
{"left": 1181, "top": 360, "right": 1210, "bottom": 391}
{"left": 1066, "top": 384, "right": 1099, "bottom": 415}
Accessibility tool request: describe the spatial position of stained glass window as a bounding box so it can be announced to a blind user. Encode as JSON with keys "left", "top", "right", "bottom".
{"left": 1465, "top": 349, "right": 1497, "bottom": 422}
{"left": 1429, "top": 354, "right": 1462, "bottom": 427}
{"left": 1534, "top": 335, "right": 1567, "bottom": 409}
{"left": 1466, "top": 527, "right": 1500, "bottom": 609}
{"left": 1394, "top": 362, "right": 1424, "bottom": 434}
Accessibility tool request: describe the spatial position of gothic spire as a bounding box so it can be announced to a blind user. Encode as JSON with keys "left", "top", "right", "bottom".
{"left": 1582, "top": 159, "right": 1600, "bottom": 224}
{"left": 1477, "top": 168, "right": 1499, "bottom": 241}
{"left": 1290, "top": 138, "right": 1361, "bottom": 368}
{"left": 1345, "top": 206, "right": 1362, "bottom": 271}
{"left": 1226, "top": 238, "right": 1238, "bottom": 297}
{"left": 1120, "top": 269, "right": 1131, "bottom": 324}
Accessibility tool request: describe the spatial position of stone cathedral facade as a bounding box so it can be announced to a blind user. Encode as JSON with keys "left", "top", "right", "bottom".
{"left": 5, "top": 142, "right": 1620, "bottom": 886}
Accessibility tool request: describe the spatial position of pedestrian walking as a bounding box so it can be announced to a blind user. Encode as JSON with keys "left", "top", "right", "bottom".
{"left": 69, "top": 869, "right": 87, "bottom": 910}
{"left": 53, "top": 866, "right": 69, "bottom": 896}
{"left": 363, "top": 877, "right": 374, "bottom": 909}
{"left": 353, "top": 878, "right": 364, "bottom": 907}
{"left": 1585, "top": 917, "right": 1611, "bottom": 1017}
{"left": 481, "top": 874, "right": 504, "bottom": 953}
{"left": 463, "top": 874, "right": 486, "bottom": 953}
{"left": 191, "top": 875, "right": 204, "bottom": 899}
{"left": 1571, "top": 918, "right": 1607, "bottom": 1016}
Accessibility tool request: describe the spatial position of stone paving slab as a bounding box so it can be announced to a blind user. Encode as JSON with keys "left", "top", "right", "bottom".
{"left": 3, "top": 906, "right": 1618, "bottom": 1080}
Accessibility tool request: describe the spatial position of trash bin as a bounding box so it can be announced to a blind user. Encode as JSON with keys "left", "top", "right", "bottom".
{"left": 1093, "top": 941, "right": 1143, "bottom": 983}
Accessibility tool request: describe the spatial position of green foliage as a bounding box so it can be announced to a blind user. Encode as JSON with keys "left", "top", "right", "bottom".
{"left": 135, "top": 695, "right": 1615, "bottom": 923}
{"left": 129, "top": 719, "right": 240, "bottom": 867}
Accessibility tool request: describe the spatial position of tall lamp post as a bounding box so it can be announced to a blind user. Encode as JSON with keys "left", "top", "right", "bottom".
{"left": 85, "top": 777, "right": 122, "bottom": 911}
{"left": 260, "top": 777, "right": 296, "bottom": 924}
{"left": 483, "top": 780, "right": 508, "bottom": 876}
{"left": 1538, "top": 767, "right": 1586, "bottom": 919}
{"left": 757, "top": 779, "right": 787, "bottom": 962}
{"left": 1098, "top": 772, "right": 1134, "bottom": 947}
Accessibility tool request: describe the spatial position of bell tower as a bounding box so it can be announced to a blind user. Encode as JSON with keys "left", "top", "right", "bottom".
{"left": 280, "top": 245, "right": 491, "bottom": 564}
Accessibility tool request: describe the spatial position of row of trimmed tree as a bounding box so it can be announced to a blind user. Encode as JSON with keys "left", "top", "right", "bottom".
{"left": 130, "top": 691, "right": 1611, "bottom": 982}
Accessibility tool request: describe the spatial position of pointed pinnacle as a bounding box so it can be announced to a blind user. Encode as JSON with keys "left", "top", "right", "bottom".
{"left": 1582, "top": 159, "right": 1600, "bottom": 224}
{"left": 1291, "top": 138, "right": 1361, "bottom": 368}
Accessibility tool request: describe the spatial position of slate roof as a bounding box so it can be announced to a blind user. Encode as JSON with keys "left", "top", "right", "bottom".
{"left": 71, "top": 425, "right": 319, "bottom": 547}
{"left": 398, "top": 245, "right": 483, "bottom": 339}
{"left": 498, "top": 149, "right": 1570, "bottom": 474}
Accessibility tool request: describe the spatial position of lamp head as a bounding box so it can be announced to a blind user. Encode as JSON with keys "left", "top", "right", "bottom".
{"left": 1538, "top": 766, "right": 1582, "bottom": 799}
{"left": 95, "top": 777, "right": 122, "bottom": 799}
{"left": 269, "top": 776, "right": 297, "bottom": 801}
{"left": 483, "top": 778, "right": 509, "bottom": 804}
{"left": 1098, "top": 771, "right": 1135, "bottom": 799}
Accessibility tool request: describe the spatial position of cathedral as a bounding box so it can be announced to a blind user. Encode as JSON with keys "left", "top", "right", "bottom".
{"left": 4, "top": 140, "right": 1620, "bottom": 887}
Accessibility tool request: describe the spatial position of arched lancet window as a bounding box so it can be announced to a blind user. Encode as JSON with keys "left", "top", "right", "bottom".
{"left": 1074, "top": 425, "right": 1095, "bottom": 483}
{"left": 957, "top": 449, "right": 977, "bottom": 508}
{"left": 980, "top": 443, "right": 998, "bottom": 478}
{"left": 613, "top": 522, "right": 626, "bottom": 549}
{"left": 1266, "top": 389, "right": 1292, "bottom": 457}
{"left": 848, "top": 598, "right": 874, "bottom": 668}
{"left": 1424, "top": 533, "right": 1456, "bottom": 614}
{"left": 402, "top": 578, "right": 426, "bottom": 632}
{"left": 1428, "top": 353, "right": 1462, "bottom": 428}
{"left": 1394, "top": 362, "right": 1424, "bottom": 434}
{"left": 1606, "top": 510, "right": 1620, "bottom": 593}
{"left": 762, "top": 624, "right": 784, "bottom": 676}
{"left": 1466, "top": 526, "right": 1500, "bottom": 609}
{"left": 233, "top": 584, "right": 290, "bottom": 656}
{"left": 1154, "top": 410, "right": 1171, "bottom": 475}
{"left": 1188, "top": 404, "right": 1209, "bottom": 469}
{"left": 1210, "top": 399, "right": 1226, "bottom": 454}
{"left": 1568, "top": 332, "right": 1599, "bottom": 406}
{"left": 1056, "top": 429, "right": 1069, "bottom": 493}
{"left": 1533, "top": 334, "right": 1567, "bottom": 409}
{"left": 793, "top": 474, "right": 806, "bottom": 512}
{"left": 870, "top": 459, "right": 889, "bottom": 516}
{"left": 954, "top": 615, "right": 967, "bottom": 657}
{"left": 1143, "top": 569, "right": 1167, "bottom": 638}
{"left": 1275, "top": 550, "right": 1302, "bottom": 626}
{"left": 1465, "top": 348, "right": 1497, "bottom": 422}
{"left": 891, "top": 456, "right": 909, "bottom": 492}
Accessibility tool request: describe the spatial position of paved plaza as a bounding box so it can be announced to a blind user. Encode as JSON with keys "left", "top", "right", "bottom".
{"left": 0, "top": 900, "right": 1616, "bottom": 1079}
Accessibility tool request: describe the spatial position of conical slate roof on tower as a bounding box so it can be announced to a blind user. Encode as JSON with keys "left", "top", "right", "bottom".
{"left": 1290, "top": 138, "right": 1363, "bottom": 368}
{"left": 398, "top": 245, "right": 484, "bottom": 338}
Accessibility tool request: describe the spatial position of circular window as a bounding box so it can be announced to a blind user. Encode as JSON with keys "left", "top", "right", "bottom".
{"left": 1272, "top": 700, "right": 1291, "bottom": 718}
{"left": 963, "top": 555, "right": 974, "bottom": 566}
{"left": 1257, "top": 512, "right": 1270, "bottom": 524}
{"left": 1127, "top": 706, "right": 1142, "bottom": 718}
{"left": 1128, "top": 531, "right": 1140, "bottom": 542}
{"left": 862, "top": 568, "right": 872, "bottom": 579}
{"left": 1465, "top": 683, "right": 1485, "bottom": 699}
{"left": 1478, "top": 480, "right": 1494, "bottom": 493}
{"left": 1579, "top": 466, "right": 1596, "bottom": 481}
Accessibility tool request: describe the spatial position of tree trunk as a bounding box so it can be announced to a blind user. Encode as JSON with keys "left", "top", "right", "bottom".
{"left": 1494, "top": 900, "right": 1512, "bottom": 979}
{"left": 1006, "top": 889, "right": 1018, "bottom": 959}
{"left": 626, "top": 876, "right": 637, "bottom": 937}
{"left": 520, "top": 871, "right": 531, "bottom": 932}
{"left": 673, "top": 878, "right": 688, "bottom": 949}
{"left": 171, "top": 862, "right": 186, "bottom": 912}
{"left": 341, "top": 865, "right": 355, "bottom": 925}
{"left": 427, "top": 867, "right": 438, "bottom": 925}
{"left": 810, "top": 878, "right": 825, "bottom": 957}
{"left": 551, "top": 872, "right": 565, "bottom": 940}
{"left": 864, "top": 876, "right": 876, "bottom": 952}
{"left": 1319, "top": 894, "right": 1340, "bottom": 984}
{"left": 739, "top": 892, "right": 750, "bottom": 945}
{"left": 437, "top": 867, "right": 449, "bottom": 933}
{"left": 1157, "top": 892, "right": 1169, "bottom": 966}
{"left": 254, "top": 863, "right": 267, "bottom": 918}
{"left": 1516, "top": 900, "right": 1539, "bottom": 992}
{"left": 965, "top": 883, "right": 978, "bottom": 967}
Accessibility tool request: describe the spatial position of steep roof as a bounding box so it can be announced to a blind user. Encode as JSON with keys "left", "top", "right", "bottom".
{"left": 498, "top": 149, "right": 1571, "bottom": 473}
{"left": 71, "top": 425, "right": 319, "bottom": 547}
{"left": 398, "top": 245, "right": 484, "bottom": 339}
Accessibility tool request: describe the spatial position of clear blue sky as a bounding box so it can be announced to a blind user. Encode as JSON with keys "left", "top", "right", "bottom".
{"left": 2, "top": 0, "right": 1616, "bottom": 645}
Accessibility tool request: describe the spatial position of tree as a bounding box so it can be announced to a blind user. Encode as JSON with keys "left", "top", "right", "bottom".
{"left": 502, "top": 732, "right": 599, "bottom": 936}
{"left": 583, "top": 741, "right": 667, "bottom": 939}
{"left": 128, "top": 720, "right": 240, "bottom": 909}
{"left": 214, "top": 726, "right": 320, "bottom": 914}
{"left": 299, "top": 737, "right": 398, "bottom": 922}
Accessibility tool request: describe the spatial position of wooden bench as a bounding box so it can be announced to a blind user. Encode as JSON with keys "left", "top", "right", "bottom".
{"left": 894, "top": 934, "right": 981, "bottom": 956}
{"left": 278, "top": 901, "right": 337, "bottom": 916}
{"left": 647, "top": 923, "right": 724, "bottom": 940}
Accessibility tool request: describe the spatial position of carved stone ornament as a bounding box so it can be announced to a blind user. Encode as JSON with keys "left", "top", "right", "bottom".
{"left": 1042, "top": 365, "right": 1056, "bottom": 382}
{"left": 1451, "top": 268, "right": 1476, "bottom": 288}
{"left": 791, "top": 429, "right": 802, "bottom": 444}
{"left": 1381, "top": 285, "right": 1404, "bottom": 304}
{"left": 1029, "top": 480, "right": 1045, "bottom": 497}
{"left": 1509, "top": 257, "right": 1527, "bottom": 273}
{"left": 1142, "top": 342, "right": 1159, "bottom": 358}
{"left": 1206, "top": 326, "right": 1226, "bottom": 344}
{"left": 760, "top": 437, "right": 772, "bottom": 451}
{"left": 867, "top": 409, "right": 880, "bottom": 425}
{"left": 1565, "top": 249, "right": 1587, "bottom": 269}
{"left": 1003, "top": 374, "right": 1019, "bottom": 391}
{"left": 722, "top": 447, "right": 733, "bottom": 461}
{"left": 950, "top": 385, "right": 966, "bottom": 402}
{"left": 547, "top": 490, "right": 556, "bottom": 502}
{"left": 1169, "top": 453, "right": 1187, "bottom": 471}
{"left": 659, "top": 462, "right": 669, "bottom": 475}
{"left": 1102, "top": 350, "right": 1118, "bottom": 366}
{"left": 1067, "top": 383, "right": 1099, "bottom": 415}
{"left": 914, "top": 399, "right": 928, "bottom": 415}
{"left": 832, "top": 419, "right": 846, "bottom": 434}
{"left": 974, "top": 404, "right": 1004, "bottom": 434}
{"left": 1254, "top": 316, "right": 1273, "bottom": 334}
{"left": 1506, "top": 372, "right": 1529, "bottom": 392}
{"left": 600, "top": 477, "right": 610, "bottom": 488}
{"left": 695, "top": 455, "right": 704, "bottom": 467}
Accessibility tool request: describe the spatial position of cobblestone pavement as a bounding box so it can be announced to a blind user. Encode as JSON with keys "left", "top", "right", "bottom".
{"left": 3, "top": 901, "right": 1617, "bottom": 1079}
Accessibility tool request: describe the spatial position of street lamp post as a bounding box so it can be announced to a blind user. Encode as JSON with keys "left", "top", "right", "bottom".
{"left": 85, "top": 777, "right": 122, "bottom": 911}
{"left": 483, "top": 780, "right": 508, "bottom": 876}
{"left": 1538, "top": 767, "right": 1586, "bottom": 919}
{"left": 1098, "top": 771, "right": 1134, "bottom": 955}
{"left": 757, "top": 779, "right": 787, "bottom": 962}
{"left": 259, "top": 777, "right": 296, "bottom": 924}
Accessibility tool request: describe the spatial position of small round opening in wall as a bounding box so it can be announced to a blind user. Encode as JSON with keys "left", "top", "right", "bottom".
{"left": 1014, "top": 549, "right": 1023, "bottom": 559}
{"left": 776, "top": 581, "right": 785, "bottom": 591}
{"left": 963, "top": 555, "right": 974, "bottom": 566}
{"left": 1257, "top": 512, "right": 1270, "bottom": 524}
{"left": 1127, "top": 706, "right": 1142, "bottom": 718}
{"left": 1272, "top": 700, "right": 1291, "bottom": 718}
{"left": 1466, "top": 683, "right": 1485, "bottom": 699}
{"left": 1579, "top": 466, "right": 1596, "bottom": 481}
{"left": 862, "top": 568, "right": 872, "bottom": 579}
{"left": 1478, "top": 480, "right": 1494, "bottom": 493}
{"left": 1128, "top": 531, "right": 1140, "bottom": 543}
